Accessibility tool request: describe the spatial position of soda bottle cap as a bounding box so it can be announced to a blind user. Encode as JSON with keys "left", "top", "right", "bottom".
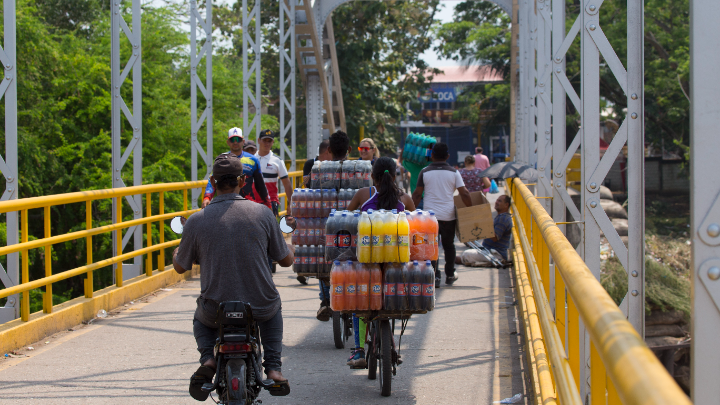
{"left": 426, "top": 260, "right": 432, "bottom": 264}
{"left": 334, "top": 260, "right": 341, "bottom": 265}
{"left": 310, "top": 245, "right": 315, "bottom": 247}
{"left": 392, "top": 209, "right": 397, "bottom": 214}
{"left": 361, "top": 212, "right": 369, "bottom": 217}
{"left": 354, "top": 213, "right": 359, "bottom": 217}
{"left": 342, "top": 213, "right": 347, "bottom": 217}
{"left": 347, "top": 260, "right": 353, "bottom": 264}
{"left": 399, "top": 212, "right": 406, "bottom": 218}
{"left": 367, "top": 209, "right": 373, "bottom": 214}
{"left": 413, "top": 260, "right": 419, "bottom": 265}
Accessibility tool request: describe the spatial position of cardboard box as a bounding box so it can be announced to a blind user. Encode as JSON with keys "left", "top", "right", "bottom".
{"left": 453, "top": 191, "right": 495, "bottom": 243}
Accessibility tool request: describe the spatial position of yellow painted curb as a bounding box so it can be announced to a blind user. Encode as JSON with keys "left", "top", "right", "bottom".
{"left": 0, "top": 265, "right": 199, "bottom": 354}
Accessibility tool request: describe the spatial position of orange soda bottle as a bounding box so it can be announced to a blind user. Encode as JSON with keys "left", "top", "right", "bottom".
{"left": 428, "top": 211, "right": 439, "bottom": 260}
{"left": 369, "top": 264, "right": 383, "bottom": 310}
{"left": 344, "top": 260, "right": 357, "bottom": 311}
{"left": 356, "top": 262, "right": 370, "bottom": 310}
{"left": 330, "top": 260, "right": 345, "bottom": 311}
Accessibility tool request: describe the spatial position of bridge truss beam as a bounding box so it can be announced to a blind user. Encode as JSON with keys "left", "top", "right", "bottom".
{"left": 243, "top": 0, "right": 262, "bottom": 142}
{"left": 0, "top": 0, "right": 19, "bottom": 323}
{"left": 515, "top": 0, "right": 645, "bottom": 401}
{"left": 190, "top": 0, "right": 213, "bottom": 209}
{"left": 111, "top": 0, "right": 143, "bottom": 283}
{"left": 690, "top": 0, "right": 720, "bottom": 401}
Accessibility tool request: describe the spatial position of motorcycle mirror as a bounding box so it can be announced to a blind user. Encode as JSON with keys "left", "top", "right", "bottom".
{"left": 278, "top": 216, "right": 296, "bottom": 234}
{"left": 170, "top": 216, "right": 187, "bottom": 235}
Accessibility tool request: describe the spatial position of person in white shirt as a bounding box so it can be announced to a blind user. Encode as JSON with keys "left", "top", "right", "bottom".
{"left": 474, "top": 147, "right": 491, "bottom": 171}
{"left": 252, "top": 129, "right": 293, "bottom": 216}
{"left": 412, "top": 142, "right": 473, "bottom": 287}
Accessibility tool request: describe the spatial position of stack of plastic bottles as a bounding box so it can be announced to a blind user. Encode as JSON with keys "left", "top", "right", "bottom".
{"left": 310, "top": 160, "right": 372, "bottom": 190}
{"left": 357, "top": 209, "right": 439, "bottom": 263}
{"left": 403, "top": 133, "right": 436, "bottom": 165}
{"left": 329, "top": 261, "right": 383, "bottom": 311}
{"left": 329, "top": 260, "right": 435, "bottom": 312}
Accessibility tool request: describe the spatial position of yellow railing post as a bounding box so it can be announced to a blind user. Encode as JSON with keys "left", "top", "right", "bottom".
{"left": 85, "top": 200, "right": 93, "bottom": 298}
{"left": 158, "top": 192, "right": 165, "bottom": 271}
{"left": 20, "top": 209, "right": 29, "bottom": 321}
{"left": 183, "top": 189, "right": 188, "bottom": 212}
{"left": 43, "top": 206, "right": 52, "bottom": 313}
{"left": 116, "top": 197, "right": 123, "bottom": 287}
{"left": 146, "top": 193, "right": 152, "bottom": 277}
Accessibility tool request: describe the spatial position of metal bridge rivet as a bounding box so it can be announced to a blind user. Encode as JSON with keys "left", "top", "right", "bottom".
{"left": 631, "top": 93, "right": 638, "bottom": 100}
{"left": 556, "top": 171, "right": 561, "bottom": 176}
{"left": 557, "top": 183, "right": 562, "bottom": 188}
{"left": 116, "top": 168, "right": 120, "bottom": 172}
{"left": 709, "top": 267, "right": 720, "bottom": 281}
{"left": 539, "top": 82, "right": 544, "bottom": 87}
{"left": 8, "top": 187, "right": 13, "bottom": 191}
{"left": 590, "top": 201, "right": 597, "bottom": 208}
{"left": 589, "top": 5, "right": 596, "bottom": 11}
{"left": 631, "top": 271, "right": 638, "bottom": 277}
{"left": 590, "top": 182, "right": 597, "bottom": 189}
{"left": 134, "top": 127, "right": 139, "bottom": 131}
{"left": 5, "top": 77, "right": 10, "bottom": 81}
{"left": 540, "top": 167, "right": 544, "bottom": 171}
{"left": 5, "top": 65, "right": 10, "bottom": 69}
{"left": 707, "top": 223, "right": 720, "bottom": 237}
{"left": 116, "top": 177, "right": 120, "bottom": 181}
{"left": 631, "top": 113, "right": 638, "bottom": 119}
{"left": 589, "top": 24, "right": 597, "bottom": 31}
{"left": 7, "top": 176, "right": 11, "bottom": 182}
{"left": 556, "top": 68, "right": 561, "bottom": 73}
{"left": 631, "top": 290, "right": 639, "bottom": 296}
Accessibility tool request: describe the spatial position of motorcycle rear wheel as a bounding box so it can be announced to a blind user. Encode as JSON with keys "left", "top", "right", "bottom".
{"left": 225, "top": 358, "right": 249, "bottom": 404}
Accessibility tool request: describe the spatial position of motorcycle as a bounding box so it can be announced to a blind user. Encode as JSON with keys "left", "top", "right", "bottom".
{"left": 171, "top": 215, "right": 296, "bottom": 404}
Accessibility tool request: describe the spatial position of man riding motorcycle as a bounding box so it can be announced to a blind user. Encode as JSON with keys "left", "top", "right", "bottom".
{"left": 173, "top": 153, "right": 294, "bottom": 401}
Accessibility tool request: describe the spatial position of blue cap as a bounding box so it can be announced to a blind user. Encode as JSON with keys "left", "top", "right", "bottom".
{"left": 413, "top": 260, "right": 419, "bottom": 265}
{"left": 347, "top": 260, "right": 353, "bottom": 264}
{"left": 392, "top": 209, "right": 397, "bottom": 214}
{"left": 334, "top": 260, "right": 341, "bottom": 265}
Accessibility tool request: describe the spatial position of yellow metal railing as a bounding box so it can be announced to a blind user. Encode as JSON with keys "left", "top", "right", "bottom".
{"left": 0, "top": 181, "right": 205, "bottom": 322}
{"left": 508, "top": 178, "right": 690, "bottom": 404}
{"left": 278, "top": 170, "right": 304, "bottom": 216}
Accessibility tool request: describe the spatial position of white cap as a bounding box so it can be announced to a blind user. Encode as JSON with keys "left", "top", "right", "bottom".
{"left": 227, "top": 127, "right": 243, "bottom": 139}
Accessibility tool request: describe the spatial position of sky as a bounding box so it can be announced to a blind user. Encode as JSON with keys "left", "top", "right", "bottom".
{"left": 420, "top": 1, "right": 463, "bottom": 68}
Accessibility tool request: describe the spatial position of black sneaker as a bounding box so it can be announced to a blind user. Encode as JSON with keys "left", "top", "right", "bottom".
{"left": 316, "top": 299, "right": 331, "bottom": 322}
{"left": 435, "top": 278, "right": 441, "bottom": 288}
{"left": 297, "top": 276, "right": 308, "bottom": 285}
{"left": 446, "top": 275, "right": 459, "bottom": 285}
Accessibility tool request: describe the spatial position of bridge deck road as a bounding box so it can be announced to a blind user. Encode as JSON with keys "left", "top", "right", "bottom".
{"left": 0, "top": 192, "right": 528, "bottom": 405}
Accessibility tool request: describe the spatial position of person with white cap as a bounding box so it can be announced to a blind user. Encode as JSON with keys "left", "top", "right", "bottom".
{"left": 202, "top": 127, "right": 269, "bottom": 209}
{"left": 252, "top": 129, "right": 293, "bottom": 217}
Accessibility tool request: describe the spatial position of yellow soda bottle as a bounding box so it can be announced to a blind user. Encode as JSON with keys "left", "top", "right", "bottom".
{"left": 370, "top": 210, "right": 384, "bottom": 263}
{"left": 357, "top": 212, "right": 372, "bottom": 263}
{"left": 384, "top": 210, "right": 399, "bottom": 262}
{"left": 397, "top": 212, "right": 410, "bottom": 262}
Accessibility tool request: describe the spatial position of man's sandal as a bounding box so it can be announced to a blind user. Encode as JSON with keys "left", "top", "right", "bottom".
{"left": 189, "top": 365, "right": 215, "bottom": 401}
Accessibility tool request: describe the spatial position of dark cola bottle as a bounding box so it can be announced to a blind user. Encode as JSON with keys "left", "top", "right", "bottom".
{"left": 408, "top": 261, "right": 423, "bottom": 311}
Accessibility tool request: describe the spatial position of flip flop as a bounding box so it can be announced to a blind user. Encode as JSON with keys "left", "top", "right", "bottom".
{"left": 189, "top": 365, "right": 215, "bottom": 401}
{"left": 267, "top": 379, "right": 291, "bottom": 396}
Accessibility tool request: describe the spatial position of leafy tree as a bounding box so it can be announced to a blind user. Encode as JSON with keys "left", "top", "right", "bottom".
{"left": 435, "top": 0, "right": 690, "bottom": 154}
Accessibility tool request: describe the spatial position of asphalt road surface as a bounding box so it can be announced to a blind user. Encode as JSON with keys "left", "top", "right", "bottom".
{"left": 0, "top": 190, "right": 529, "bottom": 404}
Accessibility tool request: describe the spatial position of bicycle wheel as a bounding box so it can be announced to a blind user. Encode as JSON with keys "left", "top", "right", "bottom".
{"left": 378, "top": 320, "right": 392, "bottom": 396}
{"left": 367, "top": 321, "right": 377, "bottom": 380}
{"left": 333, "top": 311, "right": 345, "bottom": 349}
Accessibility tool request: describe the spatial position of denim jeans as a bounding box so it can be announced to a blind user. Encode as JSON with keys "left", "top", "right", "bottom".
{"left": 318, "top": 280, "right": 330, "bottom": 301}
{"left": 431, "top": 219, "right": 457, "bottom": 279}
{"left": 193, "top": 307, "right": 284, "bottom": 372}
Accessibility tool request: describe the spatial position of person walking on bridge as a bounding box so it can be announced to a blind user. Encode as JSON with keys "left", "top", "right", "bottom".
{"left": 202, "top": 127, "right": 270, "bottom": 209}
{"left": 253, "top": 129, "right": 293, "bottom": 217}
{"left": 412, "top": 142, "right": 473, "bottom": 287}
{"left": 173, "top": 154, "right": 294, "bottom": 401}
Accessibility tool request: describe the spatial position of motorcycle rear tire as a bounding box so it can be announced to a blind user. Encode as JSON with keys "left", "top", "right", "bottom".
{"left": 225, "top": 358, "right": 248, "bottom": 404}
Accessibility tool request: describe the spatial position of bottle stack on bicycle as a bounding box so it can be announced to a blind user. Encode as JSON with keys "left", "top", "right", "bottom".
{"left": 328, "top": 208, "right": 438, "bottom": 313}
{"left": 290, "top": 159, "right": 372, "bottom": 278}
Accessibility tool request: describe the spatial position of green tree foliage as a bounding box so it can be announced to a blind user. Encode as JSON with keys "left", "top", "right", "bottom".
{"left": 435, "top": 0, "right": 690, "bottom": 152}
{"left": 329, "top": 0, "right": 440, "bottom": 154}
{"left": 0, "top": 0, "right": 277, "bottom": 307}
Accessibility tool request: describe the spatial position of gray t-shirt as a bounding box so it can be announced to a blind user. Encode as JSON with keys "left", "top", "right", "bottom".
{"left": 175, "top": 193, "right": 290, "bottom": 322}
